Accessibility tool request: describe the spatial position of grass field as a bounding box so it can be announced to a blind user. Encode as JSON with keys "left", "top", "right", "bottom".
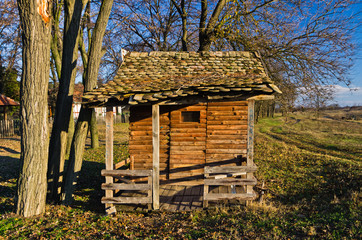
{"left": 0, "top": 110, "right": 361, "bottom": 239}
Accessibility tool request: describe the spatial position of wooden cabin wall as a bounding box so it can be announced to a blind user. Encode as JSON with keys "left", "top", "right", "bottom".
{"left": 129, "top": 106, "right": 170, "bottom": 180}
{"left": 206, "top": 101, "right": 248, "bottom": 166}
{"left": 169, "top": 104, "right": 207, "bottom": 181}
{"left": 129, "top": 100, "right": 249, "bottom": 182}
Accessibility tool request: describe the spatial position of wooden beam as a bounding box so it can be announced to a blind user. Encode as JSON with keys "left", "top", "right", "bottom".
{"left": 152, "top": 104, "right": 160, "bottom": 210}
{"left": 105, "top": 106, "right": 114, "bottom": 214}
{"left": 247, "top": 94, "right": 275, "bottom": 101}
{"left": 247, "top": 100, "right": 255, "bottom": 195}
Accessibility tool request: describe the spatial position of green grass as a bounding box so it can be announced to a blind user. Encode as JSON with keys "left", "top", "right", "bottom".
{"left": 0, "top": 111, "right": 361, "bottom": 239}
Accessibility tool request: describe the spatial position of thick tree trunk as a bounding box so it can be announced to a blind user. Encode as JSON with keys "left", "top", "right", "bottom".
{"left": 47, "top": 0, "right": 84, "bottom": 202}
{"left": 62, "top": 0, "right": 114, "bottom": 204}
{"left": 16, "top": 0, "right": 51, "bottom": 217}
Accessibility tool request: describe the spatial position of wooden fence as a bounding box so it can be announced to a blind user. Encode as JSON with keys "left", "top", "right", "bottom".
{"left": 0, "top": 119, "right": 19, "bottom": 138}
{"left": 101, "top": 169, "right": 153, "bottom": 212}
{"left": 203, "top": 166, "right": 258, "bottom": 207}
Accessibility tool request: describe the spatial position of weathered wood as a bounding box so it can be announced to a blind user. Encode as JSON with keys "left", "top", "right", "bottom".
{"left": 207, "top": 125, "right": 247, "bottom": 130}
{"left": 205, "top": 166, "right": 257, "bottom": 174}
{"left": 206, "top": 144, "right": 247, "bottom": 149}
{"left": 247, "top": 100, "right": 255, "bottom": 195}
{"left": 105, "top": 107, "right": 114, "bottom": 210}
{"left": 246, "top": 94, "right": 275, "bottom": 100}
{"left": 207, "top": 120, "right": 247, "bottom": 125}
{"left": 101, "top": 169, "right": 152, "bottom": 177}
{"left": 207, "top": 106, "right": 248, "bottom": 111}
{"left": 204, "top": 178, "right": 257, "bottom": 186}
{"left": 101, "top": 197, "right": 152, "bottom": 204}
{"left": 101, "top": 183, "right": 151, "bottom": 190}
{"left": 207, "top": 111, "right": 248, "bottom": 116}
{"left": 152, "top": 104, "right": 160, "bottom": 210}
{"left": 207, "top": 101, "right": 247, "bottom": 106}
{"left": 206, "top": 149, "right": 246, "bottom": 154}
{"left": 204, "top": 193, "right": 256, "bottom": 201}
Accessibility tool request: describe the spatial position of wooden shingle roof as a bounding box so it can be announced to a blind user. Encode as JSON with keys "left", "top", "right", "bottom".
{"left": 83, "top": 51, "right": 281, "bottom": 106}
{"left": 0, "top": 94, "right": 19, "bottom": 106}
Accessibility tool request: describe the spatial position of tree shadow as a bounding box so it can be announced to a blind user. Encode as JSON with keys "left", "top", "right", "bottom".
{"left": 0, "top": 156, "right": 20, "bottom": 214}
{"left": 69, "top": 160, "right": 105, "bottom": 213}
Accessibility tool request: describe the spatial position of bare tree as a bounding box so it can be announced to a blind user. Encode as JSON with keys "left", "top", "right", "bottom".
{"left": 16, "top": 0, "right": 51, "bottom": 217}
{"left": 62, "top": 0, "right": 114, "bottom": 204}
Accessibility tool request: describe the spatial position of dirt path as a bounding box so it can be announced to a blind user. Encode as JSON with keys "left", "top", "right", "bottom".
{"left": 0, "top": 137, "right": 20, "bottom": 157}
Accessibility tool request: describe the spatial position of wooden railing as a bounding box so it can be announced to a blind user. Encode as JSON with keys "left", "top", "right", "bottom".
{"left": 101, "top": 169, "right": 153, "bottom": 211}
{"left": 203, "top": 166, "right": 258, "bottom": 207}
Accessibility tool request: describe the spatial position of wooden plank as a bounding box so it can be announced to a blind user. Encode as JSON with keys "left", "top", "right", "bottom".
{"left": 206, "top": 135, "right": 247, "bottom": 140}
{"left": 206, "top": 149, "right": 246, "bottom": 154}
{"left": 207, "top": 111, "right": 248, "bottom": 116}
{"left": 204, "top": 193, "right": 256, "bottom": 201}
{"left": 205, "top": 166, "right": 257, "bottom": 174}
{"left": 170, "top": 141, "right": 206, "bottom": 146}
{"left": 206, "top": 139, "right": 247, "bottom": 144}
{"left": 170, "top": 128, "right": 206, "bottom": 133}
{"left": 170, "top": 123, "right": 207, "bottom": 129}
{"left": 170, "top": 146, "right": 205, "bottom": 151}
{"left": 152, "top": 104, "right": 160, "bottom": 210}
{"left": 207, "top": 106, "right": 248, "bottom": 111}
{"left": 105, "top": 106, "right": 114, "bottom": 211}
{"left": 207, "top": 125, "right": 247, "bottom": 130}
{"left": 206, "top": 144, "right": 247, "bottom": 149}
{"left": 204, "top": 178, "right": 257, "bottom": 186}
{"left": 247, "top": 100, "right": 255, "bottom": 195}
{"left": 102, "top": 183, "right": 151, "bottom": 190}
{"left": 171, "top": 150, "right": 205, "bottom": 155}
{"left": 101, "top": 197, "right": 152, "bottom": 204}
{"left": 101, "top": 169, "right": 152, "bottom": 177}
{"left": 207, "top": 101, "right": 247, "bottom": 106}
{"left": 207, "top": 116, "right": 248, "bottom": 121}
{"left": 207, "top": 120, "right": 247, "bottom": 125}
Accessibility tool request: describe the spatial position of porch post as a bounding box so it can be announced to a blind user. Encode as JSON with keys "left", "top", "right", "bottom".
{"left": 105, "top": 106, "right": 115, "bottom": 213}
{"left": 152, "top": 104, "right": 160, "bottom": 210}
{"left": 247, "top": 100, "right": 255, "bottom": 195}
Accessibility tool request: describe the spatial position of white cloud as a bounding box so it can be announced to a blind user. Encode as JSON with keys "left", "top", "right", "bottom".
{"left": 332, "top": 85, "right": 362, "bottom": 106}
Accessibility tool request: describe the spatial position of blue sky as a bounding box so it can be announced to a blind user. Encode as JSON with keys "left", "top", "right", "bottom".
{"left": 333, "top": 22, "right": 362, "bottom": 106}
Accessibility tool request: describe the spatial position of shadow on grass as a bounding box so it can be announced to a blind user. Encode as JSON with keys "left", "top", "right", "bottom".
{"left": 266, "top": 131, "right": 360, "bottom": 160}
{"left": 0, "top": 154, "right": 105, "bottom": 214}
{"left": 0, "top": 156, "right": 20, "bottom": 214}
{"left": 70, "top": 160, "right": 105, "bottom": 213}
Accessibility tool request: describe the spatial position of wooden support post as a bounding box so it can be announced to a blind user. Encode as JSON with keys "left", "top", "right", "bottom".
{"left": 105, "top": 106, "right": 116, "bottom": 214}
{"left": 247, "top": 100, "right": 255, "bottom": 196}
{"left": 152, "top": 104, "right": 160, "bottom": 210}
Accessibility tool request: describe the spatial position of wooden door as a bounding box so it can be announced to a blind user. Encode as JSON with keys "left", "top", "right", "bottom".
{"left": 168, "top": 104, "right": 207, "bottom": 182}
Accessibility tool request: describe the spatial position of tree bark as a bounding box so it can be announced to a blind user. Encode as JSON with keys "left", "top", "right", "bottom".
{"left": 16, "top": 0, "right": 51, "bottom": 217}
{"left": 62, "top": 0, "right": 114, "bottom": 204}
{"left": 47, "top": 0, "right": 84, "bottom": 202}
{"left": 198, "top": 0, "right": 228, "bottom": 51}
{"left": 90, "top": 109, "right": 99, "bottom": 149}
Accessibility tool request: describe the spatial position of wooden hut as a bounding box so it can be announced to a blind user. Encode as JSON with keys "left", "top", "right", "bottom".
{"left": 83, "top": 51, "right": 281, "bottom": 213}
{"left": 0, "top": 94, "right": 19, "bottom": 121}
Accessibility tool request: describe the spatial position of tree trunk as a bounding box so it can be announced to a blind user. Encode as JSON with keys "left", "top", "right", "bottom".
{"left": 62, "top": 0, "right": 114, "bottom": 204}
{"left": 47, "top": 0, "right": 84, "bottom": 202}
{"left": 90, "top": 109, "right": 99, "bottom": 149}
{"left": 62, "top": 107, "right": 92, "bottom": 204}
{"left": 16, "top": 0, "right": 51, "bottom": 217}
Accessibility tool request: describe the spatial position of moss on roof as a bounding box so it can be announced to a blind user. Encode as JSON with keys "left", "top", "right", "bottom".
{"left": 83, "top": 51, "right": 280, "bottom": 106}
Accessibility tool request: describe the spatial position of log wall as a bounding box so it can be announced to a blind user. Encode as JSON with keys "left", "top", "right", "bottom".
{"left": 129, "top": 100, "right": 248, "bottom": 181}
{"left": 206, "top": 101, "right": 248, "bottom": 166}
